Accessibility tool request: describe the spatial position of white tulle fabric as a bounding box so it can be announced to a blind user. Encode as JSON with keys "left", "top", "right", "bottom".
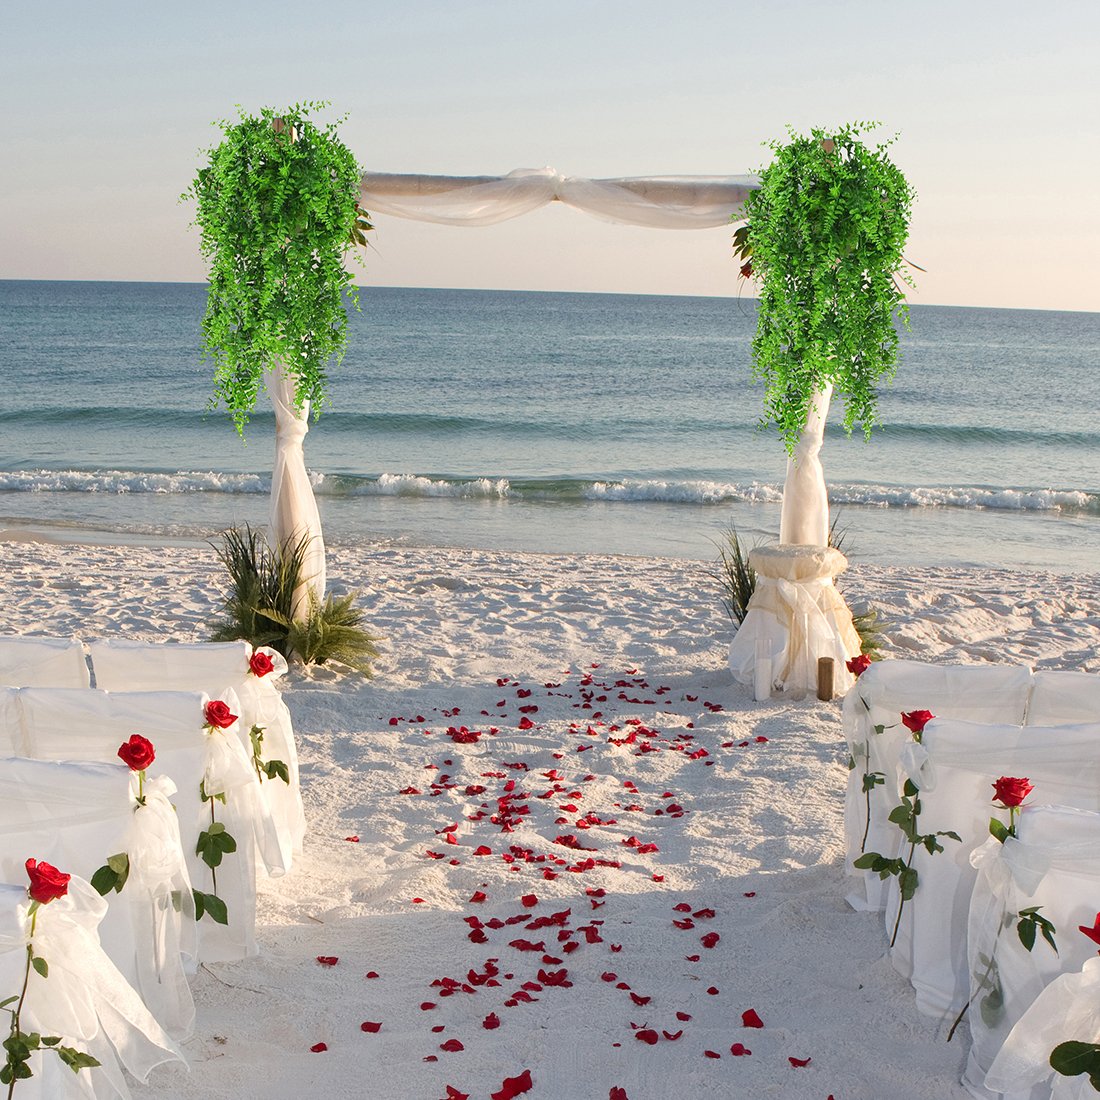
{"left": 728, "top": 545, "right": 859, "bottom": 698}
{"left": 15, "top": 687, "right": 282, "bottom": 962}
{"left": 0, "top": 758, "right": 195, "bottom": 1040}
{"left": 889, "top": 719, "right": 1100, "bottom": 1017}
{"left": 360, "top": 167, "right": 758, "bottom": 229}
{"left": 842, "top": 661, "right": 1034, "bottom": 912}
{"left": 1026, "top": 671, "right": 1100, "bottom": 726}
{"left": 984, "top": 954, "right": 1100, "bottom": 1100}
{"left": 964, "top": 806, "right": 1100, "bottom": 1100}
{"left": 0, "top": 877, "right": 184, "bottom": 1099}
{"left": 268, "top": 360, "right": 326, "bottom": 617}
{"left": 0, "top": 636, "right": 90, "bottom": 688}
{"left": 779, "top": 385, "right": 833, "bottom": 547}
{"left": 87, "top": 640, "right": 305, "bottom": 871}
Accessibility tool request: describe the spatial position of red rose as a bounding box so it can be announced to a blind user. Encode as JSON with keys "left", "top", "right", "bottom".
{"left": 204, "top": 699, "right": 238, "bottom": 729}
{"left": 117, "top": 733, "right": 156, "bottom": 772}
{"left": 901, "top": 710, "right": 934, "bottom": 734}
{"left": 992, "top": 776, "right": 1033, "bottom": 808}
{"left": 739, "top": 261, "right": 753, "bottom": 279}
{"left": 1078, "top": 912, "right": 1100, "bottom": 949}
{"left": 249, "top": 650, "right": 275, "bottom": 677}
{"left": 846, "top": 654, "right": 872, "bottom": 678}
{"left": 25, "top": 858, "right": 70, "bottom": 904}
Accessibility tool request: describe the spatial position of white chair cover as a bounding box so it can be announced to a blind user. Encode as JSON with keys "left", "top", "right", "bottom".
{"left": 0, "top": 876, "right": 184, "bottom": 1099}
{"left": 87, "top": 639, "right": 305, "bottom": 870}
{"left": 985, "top": 955, "right": 1100, "bottom": 1100}
{"left": 964, "top": 806, "right": 1100, "bottom": 1100}
{"left": 17, "top": 687, "right": 282, "bottom": 962}
{"left": 728, "top": 545, "right": 859, "bottom": 698}
{"left": 0, "top": 635, "right": 90, "bottom": 688}
{"left": 890, "top": 719, "right": 1100, "bottom": 1017}
{"left": 0, "top": 758, "right": 194, "bottom": 1039}
{"left": 1, "top": 686, "right": 25, "bottom": 753}
{"left": 842, "top": 661, "right": 1033, "bottom": 912}
{"left": 1027, "top": 671, "right": 1100, "bottom": 726}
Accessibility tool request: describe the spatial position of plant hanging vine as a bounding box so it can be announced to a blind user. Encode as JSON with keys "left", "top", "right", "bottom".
{"left": 736, "top": 122, "right": 918, "bottom": 452}
{"left": 184, "top": 102, "right": 369, "bottom": 432}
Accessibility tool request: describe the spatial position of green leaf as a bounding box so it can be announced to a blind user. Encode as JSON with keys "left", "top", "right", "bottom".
{"left": 56, "top": 1046, "right": 102, "bottom": 1071}
{"left": 0, "top": 995, "right": 18, "bottom": 1009}
{"left": 989, "top": 817, "right": 1011, "bottom": 844}
{"left": 203, "top": 893, "right": 229, "bottom": 926}
{"left": 873, "top": 723, "right": 885, "bottom": 735}
{"left": 40, "top": 1036, "right": 61, "bottom": 1047}
{"left": 980, "top": 983, "right": 1004, "bottom": 1028}
{"left": 852, "top": 853, "right": 881, "bottom": 870}
{"left": 1050, "top": 1040, "right": 1100, "bottom": 1079}
{"left": 192, "top": 888, "right": 205, "bottom": 921}
{"left": 31, "top": 956, "right": 48, "bottom": 978}
{"left": 90, "top": 864, "right": 118, "bottom": 895}
{"left": 1018, "top": 918, "right": 1037, "bottom": 952}
{"left": 264, "top": 759, "right": 290, "bottom": 784}
{"left": 898, "top": 866, "right": 919, "bottom": 901}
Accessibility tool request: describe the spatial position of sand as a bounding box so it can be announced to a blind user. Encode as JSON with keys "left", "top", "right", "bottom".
{"left": 2, "top": 537, "right": 1097, "bottom": 1100}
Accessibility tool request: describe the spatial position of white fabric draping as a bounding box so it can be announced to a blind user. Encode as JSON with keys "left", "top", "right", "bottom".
{"left": 0, "top": 759, "right": 195, "bottom": 1039}
{"left": 985, "top": 954, "right": 1100, "bottom": 1100}
{"left": 965, "top": 806, "right": 1100, "bottom": 1100}
{"left": 88, "top": 640, "right": 306, "bottom": 870}
{"left": 16, "top": 687, "right": 283, "bottom": 962}
{"left": 0, "top": 876, "right": 184, "bottom": 1099}
{"left": 779, "top": 385, "right": 833, "bottom": 547}
{"left": 841, "top": 661, "right": 1034, "bottom": 912}
{"left": 889, "top": 718, "right": 1100, "bottom": 1017}
{"left": 727, "top": 545, "right": 859, "bottom": 698}
{"left": 1026, "top": 670, "right": 1100, "bottom": 726}
{"left": 360, "top": 167, "right": 759, "bottom": 229}
{"left": 269, "top": 360, "right": 326, "bottom": 619}
{"left": 0, "top": 635, "right": 90, "bottom": 689}
{"left": 1, "top": 686, "right": 23, "bottom": 753}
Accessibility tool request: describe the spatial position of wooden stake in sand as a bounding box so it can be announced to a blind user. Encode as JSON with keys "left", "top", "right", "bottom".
{"left": 817, "top": 657, "right": 835, "bottom": 701}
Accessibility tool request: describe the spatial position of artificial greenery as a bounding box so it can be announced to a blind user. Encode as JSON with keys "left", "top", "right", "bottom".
{"left": 1050, "top": 1042, "right": 1100, "bottom": 1092}
{"left": 736, "top": 122, "right": 917, "bottom": 452}
{"left": 185, "top": 102, "right": 368, "bottom": 432}
{"left": 209, "top": 526, "right": 379, "bottom": 676}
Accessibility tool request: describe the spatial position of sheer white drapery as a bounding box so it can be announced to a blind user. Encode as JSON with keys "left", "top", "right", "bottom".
{"left": 779, "top": 385, "right": 833, "bottom": 546}
{"left": 269, "top": 361, "right": 326, "bottom": 618}
{"left": 360, "top": 167, "right": 758, "bottom": 229}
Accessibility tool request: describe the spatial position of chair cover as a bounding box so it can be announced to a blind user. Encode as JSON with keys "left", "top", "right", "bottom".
{"left": 17, "top": 687, "right": 282, "bottom": 962}
{"left": 890, "top": 719, "right": 1100, "bottom": 1017}
{"left": 1, "top": 686, "right": 25, "bottom": 753}
{"left": 985, "top": 955, "right": 1100, "bottom": 1100}
{"left": 87, "top": 639, "right": 305, "bottom": 869}
{"left": 0, "top": 635, "right": 90, "bottom": 688}
{"left": 0, "top": 876, "right": 184, "bottom": 1099}
{"left": 964, "top": 806, "right": 1100, "bottom": 1100}
{"left": 728, "top": 545, "right": 859, "bottom": 698}
{"left": 1026, "top": 671, "right": 1100, "bottom": 726}
{"left": 842, "top": 661, "right": 1033, "bottom": 912}
{"left": 0, "top": 758, "right": 194, "bottom": 1039}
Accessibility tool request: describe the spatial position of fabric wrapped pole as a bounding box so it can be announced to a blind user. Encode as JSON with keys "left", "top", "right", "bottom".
{"left": 0, "top": 758, "right": 195, "bottom": 1039}
{"left": 0, "top": 635, "right": 90, "bottom": 688}
{"left": 269, "top": 359, "right": 326, "bottom": 619}
{"left": 727, "top": 545, "right": 858, "bottom": 699}
{"left": 984, "top": 954, "right": 1100, "bottom": 1100}
{"left": 779, "top": 384, "right": 833, "bottom": 547}
{"left": 889, "top": 718, "right": 1100, "bottom": 1018}
{"left": 840, "top": 661, "right": 1033, "bottom": 912}
{"left": 88, "top": 639, "right": 305, "bottom": 870}
{"left": 0, "top": 875, "right": 184, "bottom": 1099}
{"left": 964, "top": 806, "right": 1100, "bottom": 1100}
{"left": 360, "top": 167, "right": 758, "bottom": 229}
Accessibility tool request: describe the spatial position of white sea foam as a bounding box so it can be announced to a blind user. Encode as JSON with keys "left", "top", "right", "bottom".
{"left": 359, "top": 473, "right": 511, "bottom": 499}
{"left": 583, "top": 479, "right": 784, "bottom": 505}
{"left": 0, "top": 469, "right": 270, "bottom": 494}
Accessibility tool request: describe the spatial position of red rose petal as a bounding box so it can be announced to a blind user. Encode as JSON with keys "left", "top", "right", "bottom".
{"left": 700, "top": 932, "right": 720, "bottom": 948}
{"left": 470, "top": 890, "right": 487, "bottom": 903}
{"left": 789, "top": 1055, "right": 811, "bottom": 1067}
{"left": 675, "top": 1011, "right": 692, "bottom": 1021}
{"left": 344, "top": 835, "right": 360, "bottom": 842}
{"left": 706, "top": 986, "right": 719, "bottom": 995}
{"left": 741, "top": 1008, "right": 764, "bottom": 1029}
{"left": 730, "top": 1043, "right": 751, "bottom": 1056}
{"left": 316, "top": 956, "right": 339, "bottom": 966}
{"left": 440, "top": 1039, "right": 465, "bottom": 1052}
{"left": 310, "top": 1042, "right": 328, "bottom": 1052}
{"left": 610, "top": 1089, "right": 629, "bottom": 1100}
{"left": 421, "top": 1002, "right": 437, "bottom": 1011}
{"left": 483, "top": 1012, "right": 501, "bottom": 1030}
{"left": 704, "top": 1050, "right": 721, "bottom": 1059}
{"left": 662, "top": 1029, "right": 683, "bottom": 1041}
{"left": 444, "top": 1088, "right": 470, "bottom": 1100}
{"left": 635, "top": 1029, "right": 659, "bottom": 1045}
{"left": 360, "top": 1021, "right": 381, "bottom": 1033}
{"left": 412, "top": 897, "right": 425, "bottom": 904}
{"left": 365, "top": 971, "right": 380, "bottom": 979}
{"left": 491, "top": 1069, "right": 534, "bottom": 1100}
{"left": 521, "top": 894, "right": 538, "bottom": 907}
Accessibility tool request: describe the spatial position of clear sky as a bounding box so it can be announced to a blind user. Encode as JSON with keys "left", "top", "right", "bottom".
{"left": 3, "top": 0, "right": 1097, "bottom": 311}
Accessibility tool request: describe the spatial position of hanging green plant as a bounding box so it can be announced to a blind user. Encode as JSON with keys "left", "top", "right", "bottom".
{"left": 737, "top": 122, "right": 918, "bottom": 452}
{"left": 184, "top": 102, "right": 368, "bottom": 433}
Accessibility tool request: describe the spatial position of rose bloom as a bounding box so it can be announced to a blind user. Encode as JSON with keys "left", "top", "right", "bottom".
{"left": 846, "top": 654, "right": 872, "bottom": 678}
{"left": 204, "top": 699, "right": 238, "bottom": 729}
{"left": 992, "top": 776, "right": 1034, "bottom": 808}
{"left": 117, "top": 733, "right": 156, "bottom": 772}
{"left": 249, "top": 650, "right": 275, "bottom": 677}
{"left": 25, "top": 858, "right": 70, "bottom": 904}
{"left": 901, "top": 709, "right": 935, "bottom": 734}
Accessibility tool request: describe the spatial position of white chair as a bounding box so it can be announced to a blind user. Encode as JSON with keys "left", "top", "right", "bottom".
{"left": 1026, "top": 671, "right": 1100, "bottom": 726}
{"left": 88, "top": 639, "right": 305, "bottom": 871}
{"left": 17, "top": 687, "right": 282, "bottom": 963}
{"left": 843, "top": 660, "right": 1033, "bottom": 911}
{"left": 889, "top": 719, "right": 1100, "bottom": 1017}
{"left": 0, "top": 635, "right": 90, "bottom": 688}
{"left": 963, "top": 806, "right": 1100, "bottom": 1100}
{"left": 0, "top": 874, "right": 184, "bottom": 1098}
{"left": 1, "top": 687, "right": 24, "bottom": 753}
{"left": 0, "top": 757, "right": 195, "bottom": 1040}
{"left": 984, "top": 955, "right": 1100, "bottom": 1100}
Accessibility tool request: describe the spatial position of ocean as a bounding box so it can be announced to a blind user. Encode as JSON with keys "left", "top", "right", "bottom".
{"left": 0, "top": 280, "right": 1097, "bottom": 572}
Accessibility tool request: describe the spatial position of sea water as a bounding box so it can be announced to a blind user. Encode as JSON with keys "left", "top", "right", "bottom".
{"left": 0, "top": 280, "right": 1096, "bottom": 572}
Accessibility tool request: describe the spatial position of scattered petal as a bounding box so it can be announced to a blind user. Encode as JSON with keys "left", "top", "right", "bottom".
{"left": 360, "top": 1021, "right": 381, "bottom": 1033}
{"left": 789, "top": 1056, "right": 812, "bottom": 1068}
{"left": 742, "top": 1009, "right": 765, "bottom": 1029}
{"left": 730, "top": 1043, "right": 751, "bottom": 1056}
{"left": 440, "top": 1039, "right": 465, "bottom": 1052}
{"left": 491, "top": 1069, "right": 534, "bottom": 1100}
{"left": 635, "top": 1029, "right": 659, "bottom": 1045}
{"left": 310, "top": 1042, "right": 328, "bottom": 1053}
{"left": 316, "top": 956, "right": 339, "bottom": 967}
{"left": 483, "top": 1012, "right": 501, "bottom": 1030}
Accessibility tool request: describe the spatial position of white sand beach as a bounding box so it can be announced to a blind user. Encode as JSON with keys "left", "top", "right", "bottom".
{"left": 3, "top": 537, "right": 1098, "bottom": 1100}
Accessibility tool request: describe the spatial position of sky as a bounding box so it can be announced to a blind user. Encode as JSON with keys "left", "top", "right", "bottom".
{"left": 2, "top": 1, "right": 1098, "bottom": 311}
